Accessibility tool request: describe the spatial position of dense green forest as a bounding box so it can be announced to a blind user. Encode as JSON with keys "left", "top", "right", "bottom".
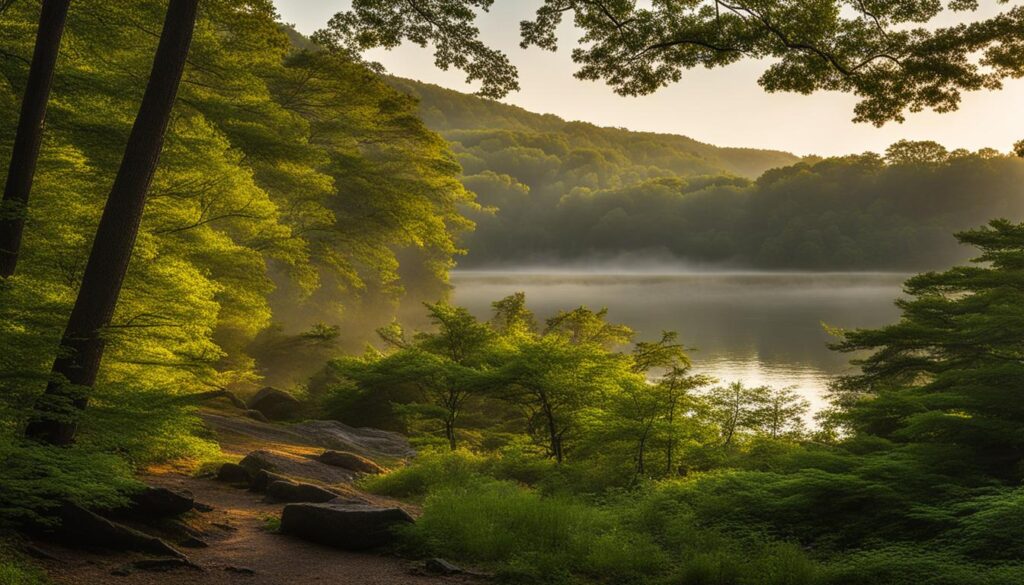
{"left": 393, "top": 80, "right": 1024, "bottom": 270}
{"left": 0, "top": 0, "right": 472, "bottom": 526}
{"left": 2, "top": 1, "right": 1024, "bottom": 584}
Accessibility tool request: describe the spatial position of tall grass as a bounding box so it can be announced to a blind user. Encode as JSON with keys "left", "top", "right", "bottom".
{"left": 367, "top": 450, "right": 1024, "bottom": 585}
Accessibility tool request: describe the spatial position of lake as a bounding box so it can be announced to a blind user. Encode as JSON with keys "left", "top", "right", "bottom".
{"left": 450, "top": 271, "right": 908, "bottom": 410}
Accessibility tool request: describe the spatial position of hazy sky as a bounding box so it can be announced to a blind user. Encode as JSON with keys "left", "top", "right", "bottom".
{"left": 274, "top": 1, "right": 1024, "bottom": 157}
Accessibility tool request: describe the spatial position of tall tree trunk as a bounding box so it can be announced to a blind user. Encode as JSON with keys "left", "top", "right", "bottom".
{"left": 0, "top": 0, "right": 72, "bottom": 277}
{"left": 25, "top": 0, "right": 199, "bottom": 445}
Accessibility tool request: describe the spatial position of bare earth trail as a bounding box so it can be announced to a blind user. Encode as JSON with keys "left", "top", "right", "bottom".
{"left": 34, "top": 409, "right": 478, "bottom": 585}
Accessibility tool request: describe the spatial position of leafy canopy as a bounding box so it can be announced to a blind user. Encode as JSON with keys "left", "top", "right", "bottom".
{"left": 325, "top": 0, "right": 1024, "bottom": 124}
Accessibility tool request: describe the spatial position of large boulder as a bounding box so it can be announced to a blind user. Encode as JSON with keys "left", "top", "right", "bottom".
{"left": 290, "top": 420, "right": 415, "bottom": 460}
{"left": 248, "top": 469, "right": 290, "bottom": 493}
{"left": 239, "top": 449, "right": 357, "bottom": 485}
{"left": 246, "top": 387, "right": 301, "bottom": 421}
{"left": 266, "top": 480, "right": 338, "bottom": 504}
{"left": 58, "top": 503, "right": 185, "bottom": 558}
{"left": 279, "top": 503, "right": 413, "bottom": 550}
{"left": 215, "top": 462, "right": 251, "bottom": 485}
{"left": 317, "top": 450, "right": 385, "bottom": 475}
{"left": 127, "top": 486, "right": 195, "bottom": 518}
{"left": 199, "top": 413, "right": 416, "bottom": 461}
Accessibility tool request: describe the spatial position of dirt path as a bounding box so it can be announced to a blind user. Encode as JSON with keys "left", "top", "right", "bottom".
{"left": 37, "top": 473, "right": 471, "bottom": 585}
{"left": 31, "top": 409, "right": 478, "bottom": 585}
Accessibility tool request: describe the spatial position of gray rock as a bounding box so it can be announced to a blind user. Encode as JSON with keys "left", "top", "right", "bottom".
{"left": 246, "top": 387, "right": 301, "bottom": 421}
{"left": 239, "top": 449, "right": 357, "bottom": 486}
{"left": 290, "top": 420, "right": 416, "bottom": 459}
{"left": 215, "top": 462, "right": 251, "bottom": 485}
{"left": 425, "top": 558, "right": 464, "bottom": 575}
{"left": 266, "top": 480, "right": 339, "bottom": 504}
{"left": 200, "top": 413, "right": 416, "bottom": 461}
{"left": 244, "top": 409, "right": 270, "bottom": 423}
{"left": 58, "top": 503, "right": 185, "bottom": 558}
{"left": 248, "top": 469, "right": 290, "bottom": 493}
{"left": 128, "top": 486, "right": 194, "bottom": 517}
{"left": 280, "top": 503, "right": 414, "bottom": 550}
{"left": 318, "top": 450, "right": 385, "bottom": 474}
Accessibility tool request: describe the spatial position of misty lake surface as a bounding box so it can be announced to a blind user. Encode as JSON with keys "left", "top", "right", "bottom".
{"left": 451, "top": 271, "right": 909, "bottom": 409}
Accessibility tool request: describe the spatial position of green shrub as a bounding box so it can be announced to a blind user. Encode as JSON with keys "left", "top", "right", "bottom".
{"left": 820, "top": 546, "right": 999, "bottom": 585}
{"left": 0, "top": 436, "right": 140, "bottom": 527}
{"left": 0, "top": 561, "right": 48, "bottom": 585}
{"left": 404, "top": 477, "right": 667, "bottom": 583}
{"left": 950, "top": 487, "right": 1024, "bottom": 560}
{"left": 359, "top": 449, "right": 490, "bottom": 499}
{"left": 674, "top": 551, "right": 745, "bottom": 585}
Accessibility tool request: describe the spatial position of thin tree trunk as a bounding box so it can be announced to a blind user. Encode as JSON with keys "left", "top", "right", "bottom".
{"left": 0, "top": 0, "right": 72, "bottom": 277}
{"left": 540, "top": 399, "right": 562, "bottom": 463}
{"left": 665, "top": 396, "right": 676, "bottom": 476}
{"left": 635, "top": 431, "right": 648, "bottom": 477}
{"left": 445, "top": 419, "right": 457, "bottom": 450}
{"left": 25, "top": 0, "right": 199, "bottom": 445}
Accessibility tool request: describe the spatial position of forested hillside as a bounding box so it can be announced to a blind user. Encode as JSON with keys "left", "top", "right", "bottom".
{"left": 392, "top": 80, "right": 1024, "bottom": 271}
{"left": 463, "top": 146, "right": 1024, "bottom": 270}
{"left": 390, "top": 78, "right": 800, "bottom": 179}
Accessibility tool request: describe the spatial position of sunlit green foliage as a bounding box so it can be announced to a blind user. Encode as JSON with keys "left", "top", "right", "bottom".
{"left": 345, "top": 221, "right": 1024, "bottom": 583}
{"left": 0, "top": 1, "right": 472, "bottom": 522}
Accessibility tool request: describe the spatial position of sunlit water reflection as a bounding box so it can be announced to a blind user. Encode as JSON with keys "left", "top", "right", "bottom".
{"left": 450, "top": 271, "right": 908, "bottom": 411}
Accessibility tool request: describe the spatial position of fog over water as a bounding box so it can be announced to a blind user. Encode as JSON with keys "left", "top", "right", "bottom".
{"left": 451, "top": 270, "right": 909, "bottom": 411}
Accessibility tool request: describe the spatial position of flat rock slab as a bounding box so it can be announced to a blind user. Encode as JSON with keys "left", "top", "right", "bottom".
{"left": 318, "top": 450, "right": 385, "bottom": 474}
{"left": 201, "top": 413, "right": 414, "bottom": 461}
{"left": 240, "top": 449, "right": 357, "bottom": 486}
{"left": 291, "top": 420, "right": 415, "bottom": 460}
{"left": 266, "top": 480, "right": 339, "bottom": 504}
{"left": 280, "top": 503, "right": 414, "bottom": 550}
{"left": 126, "top": 486, "right": 195, "bottom": 518}
{"left": 58, "top": 503, "right": 185, "bottom": 559}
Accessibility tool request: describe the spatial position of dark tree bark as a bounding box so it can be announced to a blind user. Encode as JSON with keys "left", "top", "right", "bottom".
{"left": 0, "top": 0, "right": 72, "bottom": 277}
{"left": 26, "top": 0, "right": 200, "bottom": 445}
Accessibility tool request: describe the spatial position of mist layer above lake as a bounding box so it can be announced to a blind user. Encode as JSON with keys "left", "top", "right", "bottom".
{"left": 450, "top": 271, "right": 908, "bottom": 410}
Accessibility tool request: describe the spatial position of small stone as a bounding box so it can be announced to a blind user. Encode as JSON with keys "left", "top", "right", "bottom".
{"left": 225, "top": 566, "right": 256, "bottom": 575}
{"left": 244, "top": 409, "right": 269, "bottom": 423}
{"left": 193, "top": 501, "right": 214, "bottom": 513}
{"left": 179, "top": 536, "right": 209, "bottom": 549}
{"left": 424, "top": 558, "right": 464, "bottom": 575}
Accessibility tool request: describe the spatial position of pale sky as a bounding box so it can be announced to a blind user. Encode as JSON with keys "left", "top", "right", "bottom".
{"left": 273, "top": 0, "right": 1024, "bottom": 157}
